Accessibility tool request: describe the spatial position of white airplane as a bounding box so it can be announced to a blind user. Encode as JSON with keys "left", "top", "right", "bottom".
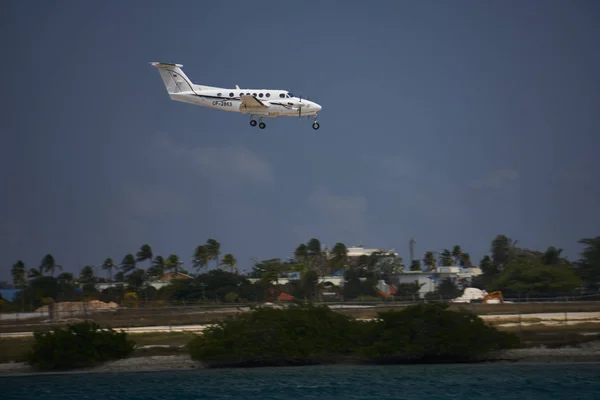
{"left": 150, "top": 62, "right": 322, "bottom": 130}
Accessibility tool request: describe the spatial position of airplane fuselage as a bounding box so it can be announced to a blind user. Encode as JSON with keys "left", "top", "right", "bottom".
{"left": 170, "top": 89, "right": 320, "bottom": 118}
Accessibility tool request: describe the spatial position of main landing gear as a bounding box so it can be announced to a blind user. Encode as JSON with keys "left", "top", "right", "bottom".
{"left": 249, "top": 114, "right": 321, "bottom": 130}
{"left": 249, "top": 115, "right": 266, "bottom": 129}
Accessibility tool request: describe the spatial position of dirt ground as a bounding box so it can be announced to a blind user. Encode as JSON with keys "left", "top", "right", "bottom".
{"left": 2, "top": 301, "right": 600, "bottom": 334}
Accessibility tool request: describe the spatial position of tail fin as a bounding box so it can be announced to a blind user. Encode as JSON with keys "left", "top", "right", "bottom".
{"left": 150, "top": 62, "right": 195, "bottom": 94}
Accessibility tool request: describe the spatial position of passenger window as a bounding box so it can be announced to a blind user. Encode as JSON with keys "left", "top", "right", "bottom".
{"left": 279, "top": 93, "right": 285, "bottom": 98}
{"left": 217, "top": 93, "right": 222, "bottom": 97}
{"left": 259, "top": 93, "right": 263, "bottom": 98}
{"left": 253, "top": 93, "right": 257, "bottom": 97}
{"left": 266, "top": 93, "right": 270, "bottom": 97}
{"left": 239, "top": 93, "right": 243, "bottom": 96}
{"left": 229, "top": 92, "right": 234, "bottom": 97}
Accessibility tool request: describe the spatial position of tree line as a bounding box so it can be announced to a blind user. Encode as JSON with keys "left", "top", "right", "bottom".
{"left": 4, "top": 234, "right": 600, "bottom": 310}
{"left": 9, "top": 238, "right": 236, "bottom": 288}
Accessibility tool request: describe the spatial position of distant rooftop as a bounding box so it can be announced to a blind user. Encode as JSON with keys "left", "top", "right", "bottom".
{"left": 346, "top": 246, "right": 398, "bottom": 257}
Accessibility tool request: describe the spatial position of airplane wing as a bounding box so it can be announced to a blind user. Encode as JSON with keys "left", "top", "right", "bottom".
{"left": 240, "top": 95, "right": 269, "bottom": 108}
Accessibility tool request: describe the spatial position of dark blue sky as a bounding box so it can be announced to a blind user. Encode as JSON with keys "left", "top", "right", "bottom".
{"left": 2, "top": 1, "right": 599, "bottom": 280}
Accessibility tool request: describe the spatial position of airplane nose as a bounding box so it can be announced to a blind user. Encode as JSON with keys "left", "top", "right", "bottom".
{"left": 314, "top": 103, "right": 322, "bottom": 112}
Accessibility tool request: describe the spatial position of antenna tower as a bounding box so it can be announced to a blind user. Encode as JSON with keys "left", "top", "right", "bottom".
{"left": 409, "top": 237, "right": 416, "bottom": 261}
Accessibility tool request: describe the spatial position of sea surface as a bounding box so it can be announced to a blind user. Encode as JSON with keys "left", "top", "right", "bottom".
{"left": 2, "top": 363, "right": 600, "bottom": 399}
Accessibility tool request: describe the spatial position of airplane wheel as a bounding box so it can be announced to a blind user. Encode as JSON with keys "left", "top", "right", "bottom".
{"left": 312, "top": 122, "right": 320, "bottom": 130}
{"left": 250, "top": 119, "right": 257, "bottom": 127}
{"left": 259, "top": 122, "right": 266, "bottom": 129}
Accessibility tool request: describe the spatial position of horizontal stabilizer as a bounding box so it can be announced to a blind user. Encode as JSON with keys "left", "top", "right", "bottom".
{"left": 150, "top": 62, "right": 183, "bottom": 68}
{"left": 240, "top": 95, "right": 268, "bottom": 108}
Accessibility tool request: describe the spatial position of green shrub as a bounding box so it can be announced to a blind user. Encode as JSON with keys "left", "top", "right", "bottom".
{"left": 189, "top": 304, "right": 362, "bottom": 367}
{"left": 361, "top": 302, "right": 520, "bottom": 362}
{"left": 224, "top": 292, "right": 240, "bottom": 303}
{"left": 27, "top": 321, "right": 135, "bottom": 370}
{"left": 188, "top": 303, "right": 519, "bottom": 367}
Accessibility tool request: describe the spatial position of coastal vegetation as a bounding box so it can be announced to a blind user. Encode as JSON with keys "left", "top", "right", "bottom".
{"left": 8, "top": 303, "right": 519, "bottom": 371}
{"left": 188, "top": 303, "right": 520, "bottom": 368}
{"left": 26, "top": 321, "right": 135, "bottom": 370}
{"left": 4, "top": 234, "right": 599, "bottom": 312}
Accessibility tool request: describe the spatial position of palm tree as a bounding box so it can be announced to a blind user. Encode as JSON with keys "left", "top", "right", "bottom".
{"left": 423, "top": 251, "right": 436, "bottom": 271}
{"left": 153, "top": 255, "right": 165, "bottom": 269}
{"left": 79, "top": 265, "right": 95, "bottom": 283}
{"left": 120, "top": 254, "right": 136, "bottom": 276}
{"left": 294, "top": 243, "right": 308, "bottom": 262}
{"left": 461, "top": 253, "right": 472, "bottom": 268}
{"left": 11, "top": 260, "right": 27, "bottom": 290}
{"left": 306, "top": 238, "right": 323, "bottom": 272}
{"left": 136, "top": 244, "right": 153, "bottom": 268}
{"left": 410, "top": 259, "right": 422, "bottom": 271}
{"left": 40, "top": 254, "right": 62, "bottom": 276}
{"left": 220, "top": 253, "right": 238, "bottom": 273}
{"left": 452, "top": 245, "right": 463, "bottom": 265}
{"left": 148, "top": 256, "right": 166, "bottom": 279}
{"left": 56, "top": 272, "right": 74, "bottom": 297}
{"left": 102, "top": 258, "right": 116, "bottom": 281}
{"left": 126, "top": 268, "right": 148, "bottom": 291}
{"left": 330, "top": 242, "right": 348, "bottom": 273}
{"left": 491, "top": 234, "right": 518, "bottom": 269}
{"left": 577, "top": 237, "right": 600, "bottom": 288}
{"left": 147, "top": 265, "right": 164, "bottom": 280}
{"left": 193, "top": 245, "right": 210, "bottom": 271}
{"left": 256, "top": 258, "right": 284, "bottom": 300}
{"left": 541, "top": 246, "right": 564, "bottom": 265}
{"left": 11, "top": 260, "right": 27, "bottom": 311}
{"left": 307, "top": 238, "right": 321, "bottom": 256}
{"left": 206, "top": 239, "right": 221, "bottom": 268}
{"left": 479, "top": 255, "right": 497, "bottom": 276}
{"left": 438, "top": 249, "right": 453, "bottom": 266}
{"left": 165, "top": 254, "right": 182, "bottom": 275}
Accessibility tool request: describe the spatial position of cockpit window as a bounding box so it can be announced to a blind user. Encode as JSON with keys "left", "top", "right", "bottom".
{"left": 287, "top": 93, "right": 294, "bottom": 98}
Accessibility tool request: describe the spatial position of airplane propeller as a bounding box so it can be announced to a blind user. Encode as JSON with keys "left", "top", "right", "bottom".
{"left": 294, "top": 94, "right": 311, "bottom": 118}
{"left": 297, "top": 95, "right": 307, "bottom": 118}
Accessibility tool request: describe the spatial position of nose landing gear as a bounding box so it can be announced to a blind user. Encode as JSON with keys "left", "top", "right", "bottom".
{"left": 312, "top": 114, "right": 320, "bottom": 130}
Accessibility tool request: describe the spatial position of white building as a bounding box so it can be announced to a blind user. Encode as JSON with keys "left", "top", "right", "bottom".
{"left": 396, "top": 266, "right": 483, "bottom": 298}
{"left": 345, "top": 245, "right": 398, "bottom": 258}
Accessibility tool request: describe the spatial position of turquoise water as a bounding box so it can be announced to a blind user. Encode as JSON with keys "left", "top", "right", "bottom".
{"left": 2, "top": 363, "right": 600, "bottom": 399}
{"left": 0, "top": 289, "right": 18, "bottom": 302}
